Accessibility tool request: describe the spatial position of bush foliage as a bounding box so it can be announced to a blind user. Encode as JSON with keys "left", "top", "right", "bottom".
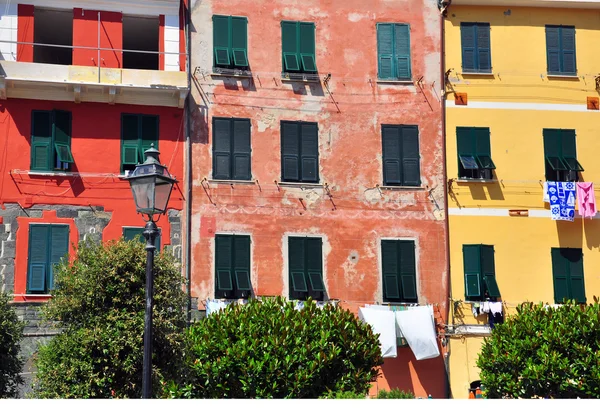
{"left": 167, "top": 297, "right": 383, "bottom": 398}
{"left": 477, "top": 300, "right": 600, "bottom": 399}
{"left": 0, "top": 292, "right": 24, "bottom": 398}
{"left": 376, "top": 388, "right": 416, "bottom": 399}
{"left": 33, "top": 239, "right": 187, "bottom": 398}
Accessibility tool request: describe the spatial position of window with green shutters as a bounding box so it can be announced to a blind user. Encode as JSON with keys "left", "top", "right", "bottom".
{"left": 121, "top": 114, "right": 159, "bottom": 174}
{"left": 377, "top": 23, "right": 412, "bottom": 81}
{"left": 456, "top": 127, "right": 496, "bottom": 180}
{"left": 382, "top": 125, "right": 421, "bottom": 186}
{"left": 122, "top": 227, "right": 161, "bottom": 251}
{"left": 30, "top": 110, "right": 73, "bottom": 172}
{"left": 543, "top": 128, "right": 583, "bottom": 182}
{"left": 551, "top": 248, "right": 585, "bottom": 304}
{"left": 281, "top": 21, "right": 316, "bottom": 74}
{"left": 460, "top": 23, "right": 491, "bottom": 73}
{"left": 546, "top": 25, "right": 576, "bottom": 76}
{"left": 215, "top": 234, "right": 252, "bottom": 299}
{"left": 27, "top": 224, "right": 69, "bottom": 294}
{"left": 281, "top": 121, "right": 319, "bottom": 183}
{"left": 463, "top": 244, "right": 500, "bottom": 301}
{"left": 289, "top": 237, "right": 325, "bottom": 301}
{"left": 212, "top": 117, "right": 252, "bottom": 180}
{"left": 381, "top": 240, "right": 418, "bottom": 303}
{"left": 213, "top": 15, "right": 249, "bottom": 70}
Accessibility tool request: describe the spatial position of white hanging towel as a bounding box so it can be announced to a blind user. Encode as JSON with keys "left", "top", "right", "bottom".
{"left": 395, "top": 305, "right": 440, "bottom": 360}
{"left": 358, "top": 307, "right": 397, "bottom": 358}
{"left": 488, "top": 302, "right": 503, "bottom": 315}
{"left": 206, "top": 299, "right": 228, "bottom": 316}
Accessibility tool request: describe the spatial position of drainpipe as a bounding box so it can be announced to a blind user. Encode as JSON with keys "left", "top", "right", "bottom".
{"left": 184, "top": 0, "right": 193, "bottom": 325}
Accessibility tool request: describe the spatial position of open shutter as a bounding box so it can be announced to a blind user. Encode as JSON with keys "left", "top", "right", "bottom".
{"left": 476, "top": 24, "right": 491, "bottom": 72}
{"left": 233, "top": 236, "right": 251, "bottom": 291}
{"left": 551, "top": 248, "right": 570, "bottom": 304}
{"left": 231, "top": 17, "right": 248, "bottom": 67}
{"left": 461, "top": 23, "right": 476, "bottom": 72}
{"left": 31, "top": 111, "right": 53, "bottom": 171}
{"left": 401, "top": 126, "right": 420, "bottom": 186}
{"left": 463, "top": 245, "right": 482, "bottom": 299}
{"left": 306, "top": 238, "right": 324, "bottom": 292}
{"left": 121, "top": 114, "right": 139, "bottom": 168}
{"left": 567, "top": 249, "right": 586, "bottom": 303}
{"left": 300, "top": 123, "right": 319, "bottom": 182}
{"left": 213, "top": 15, "right": 231, "bottom": 66}
{"left": 382, "top": 126, "right": 401, "bottom": 185}
{"left": 215, "top": 235, "right": 233, "bottom": 292}
{"left": 289, "top": 237, "right": 307, "bottom": 292}
{"left": 53, "top": 110, "right": 73, "bottom": 164}
{"left": 561, "top": 129, "right": 583, "bottom": 172}
{"left": 394, "top": 24, "right": 411, "bottom": 80}
{"left": 382, "top": 240, "right": 400, "bottom": 299}
{"left": 281, "top": 122, "right": 300, "bottom": 181}
{"left": 28, "top": 225, "right": 49, "bottom": 292}
{"left": 299, "top": 22, "right": 316, "bottom": 72}
{"left": 213, "top": 118, "right": 232, "bottom": 180}
{"left": 546, "top": 26, "right": 561, "bottom": 74}
{"left": 474, "top": 127, "right": 495, "bottom": 169}
{"left": 140, "top": 115, "right": 159, "bottom": 161}
{"left": 544, "top": 129, "right": 567, "bottom": 176}
{"left": 457, "top": 127, "right": 478, "bottom": 174}
{"left": 399, "top": 241, "right": 418, "bottom": 301}
{"left": 481, "top": 245, "right": 500, "bottom": 298}
{"left": 232, "top": 119, "right": 251, "bottom": 180}
{"left": 49, "top": 225, "right": 69, "bottom": 290}
{"left": 282, "top": 21, "right": 300, "bottom": 71}
{"left": 377, "top": 23, "right": 394, "bottom": 79}
{"left": 561, "top": 27, "right": 576, "bottom": 75}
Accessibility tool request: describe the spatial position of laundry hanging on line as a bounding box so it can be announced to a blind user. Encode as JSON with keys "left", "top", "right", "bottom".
{"left": 547, "top": 181, "right": 576, "bottom": 222}
{"left": 576, "top": 182, "right": 597, "bottom": 219}
{"left": 358, "top": 306, "right": 397, "bottom": 358}
{"left": 395, "top": 305, "right": 440, "bottom": 360}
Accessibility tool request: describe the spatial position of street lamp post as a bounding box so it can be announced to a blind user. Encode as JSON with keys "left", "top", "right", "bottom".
{"left": 126, "top": 145, "right": 177, "bottom": 399}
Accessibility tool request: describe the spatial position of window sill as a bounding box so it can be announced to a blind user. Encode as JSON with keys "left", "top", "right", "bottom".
{"left": 379, "top": 185, "right": 426, "bottom": 191}
{"left": 281, "top": 73, "right": 320, "bottom": 83}
{"left": 24, "top": 170, "right": 74, "bottom": 177}
{"left": 211, "top": 68, "right": 253, "bottom": 78}
{"left": 455, "top": 178, "right": 497, "bottom": 184}
{"left": 276, "top": 181, "right": 324, "bottom": 189}
{"left": 460, "top": 72, "right": 494, "bottom": 77}
{"left": 376, "top": 79, "right": 413, "bottom": 85}
{"left": 207, "top": 179, "right": 256, "bottom": 186}
{"left": 546, "top": 74, "right": 579, "bottom": 79}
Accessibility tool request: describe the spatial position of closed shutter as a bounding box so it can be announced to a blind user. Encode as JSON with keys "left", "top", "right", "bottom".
{"left": 231, "top": 17, "right": 248, "bottom": 67}
{"left": 546, "top": 26, "right": 561, "bottom": 74}
{"left": 299, "top": 22, "right": 316, "bottom": 72}
{"left": 282, "top": 21, "right": 300, "bottom": 71}
{"left": 561, "top": 129, "right": 576, "bottom": 160}
{"left": 306, "top": 238, "right": 324, "bottom": 292}
{"left": 49, "top": 225, "right": 69, "bottom": 290}
{"left": 121, "top": 114, "right": 139, "bottom": 168}
{"left": 281, "top": 122, "right": 300, "bottom": 181}
{"left": 233, "top": 236, "right": 251, "bottom": 291}
{"left": 382, "top": 125, "right": 401, "bottom": 185}
{"left": 399, "top": 241, "right": 417, "bottom": 301}
{"left": 567, "top": 249, "right": 586, "bottom": 303}
{"left": 215, "top": 235, "right": 233, "bottom": 292}
{"left": 480, "top": 245, "right": 500, "bottom": 298}
{"left": 463, "top": 245, "right": 482, "bottom": 299}
{"left": 377, "top": 23, "right": 394, "bottom": 79}
{"left": 394, "top": 24, "right": 411, "bottom": 80}
{"left": 401, "top": 126, "right": 420, "bottom": 186}
{"left": 123, "top": 227, "right": 160, "bottom": 251}
{"left": 28, "top": 225, "right": 49, "bottom": 292}
{"left": 213, "top": 118, "right": 232, "bottom": 180}
{"left": 232, "top": 119, "right": 251, "bottom": 180}
{"left": 461, "top": 23, "right": 476, "bottom": 72}
{"left": 300, "top": 123, "right": 319, "bottom": 183}
{"left": 53, "top": 110, "right": 73, "bottom": 164}
{"left": 477, "top": 24, "right": 491, "bottom": 72}
{"left": 213, "top": 15, "right": 231, "bottom": 66}
{"left": 561, "top": 27, "right": 576, "bottom": 75}
{"left": 140, "top": 115, "right": 159, "bottom": 161}
{"left": 31, "top": 111, "right": 53, "bottom": 171}
{"left": 382, "top": 240, "right": 400, "bottom": 299}
{"left": 289, "top": 237, "right": 307, "bottom": 292}
{"left": 551, "top": 248, "right": 570, "bottom": 304}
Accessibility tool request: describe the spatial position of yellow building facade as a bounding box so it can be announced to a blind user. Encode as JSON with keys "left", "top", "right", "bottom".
{"left": 444, "top": 0, "right": 600, "bottom": 398}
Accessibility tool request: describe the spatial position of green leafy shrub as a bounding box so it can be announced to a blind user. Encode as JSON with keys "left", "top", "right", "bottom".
{"left": 169, "top": 297, "right": 383, "bottom": 398}
{"left": 319, "top": 390, "right": 367, "bottom": 399}
{"left": 376, "top": 388, "right": 416, "bottom": 399}
{"left": 0, "top": 292, "right": 24, "bottom": 398}
{"left": 477, "top": 300, "right": 600, "bottom": 399}
{"left": 33, "top": 239, "right": 187, "bottom": 398}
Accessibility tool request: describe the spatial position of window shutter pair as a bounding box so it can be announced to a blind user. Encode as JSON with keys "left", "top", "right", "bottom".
{"left": 382, "top": 240, "right": 418, "bottom": 302}
{"left": 213, "top": 15, "right": 249, "bottom": 68}
{"left": 551, "top": 248, "right": 586, "bottom": 304}
{"left": 382, "top": 125, "right": 420, "bottom": 186}
{"left": 121, "top": 114, "right": 159, "bottom": 171}
{"left": 463, "top": 244, "right": 500, "bottom": 300}
{"left": 377, "top": 23, "right": 411, "bottom": 80}
{"left": 281, "top": 21, "right": 316, "bottom": 73}
{"left": 289, "top": 237, "right": 325, "bottom": 295}
{"left": 31, "top": 110, "right": 73, "bottom": 171}
{"left": 543, "top": 129, "right": 583, "bottom": 181}
{"left": 456, "top": 127, "right": 496, "bottom": 178}
{"left": 212, "top": 118, "right": 251, "bottom": 180}
{"left": 281, "top": 121, "right": 319, "bottom": 183}
{"left": 546, "top": 26, "right": 576, "bottom": 75}
{"left": 215, "top": 235, "right": 251, "bottom": 295}
{"left": 460, "top": 23, "right": 491, "bottom": 73}
{"left": 27, "top": 224, "right": 69, "bottom": 293}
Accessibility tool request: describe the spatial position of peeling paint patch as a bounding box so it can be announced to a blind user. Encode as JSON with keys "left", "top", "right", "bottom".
{"left": 348, "top": 12, "right": 369, "bottom": 22}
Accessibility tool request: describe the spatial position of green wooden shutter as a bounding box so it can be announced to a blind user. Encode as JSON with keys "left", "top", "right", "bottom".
{"left": 31, "top": 111, "right": 53, "bottom": 171}
{"left": 561, "top": 27, "right": 576, "bottom": 75}
{"left": 53, "top": 110, "right": 73, "bottom": 164}
{"left": 399, "top": 241, "right": 417, "bottom": 301}
{"left": 377, "top": 23, "right": 394, "bottom": 79}
{"left": 300, "top": 123, "right": 319, "bottom": 183}
{"left": 560, "top": 129, "right": 583, "bottom": 172}
{"left": 28, "top": 225, "right": 49, "bottom": 292}
{"left": 231, "top": 17, "right": 248, "bottom": 67}
{"left": 457, "top": 127, "right": 478, "bottom": 176}
{"left": 213, "top": 118, "right": 232, "bottom": 179}
{"left": 282, "top": 21, "right": 300, "bottom": 71}
{"left": 474, "top": 127, "right": 495, "bottom": 169}
{"left": 281, "top": 121, "right": 300, "bottom": 181}
{"left": 289, "top": 237, "right": 307, "bottom": 292}
{"left": 463, "top": 245, "right": 482, "bottom": 299}
{"left": 461, "top": 23, "right": 476, "bottom": 72}
{"left": 123, "top": 227, "right": 160, "bottom": 251}
{"left": 299, "top": 22, "right": 316, "bottom": 72}
{"left": 567, "top": 249, "right": 586, "bottom": 303}
{"left": 140, "top": 115, "right": 159, "bottom": 161}
{"left": 476, "top": 24, "right": 491, "bottom": 73}
{"left": 551, "top": 248, "right": 570, "bottom": 304}
{"left": 306, "top": 238, "right": 324, "bottom": 292}
{"left": 121, "top": 114, "right": 139, "bottom": 168}
{"left": 382, "top": 126, "right": 402, "bottom": 185}
{"left": 544, "top": 129, "right": 567, "bottom": 179}
{"left": 401, "top": 126, "right": 420, "bottom": 186}
{"left": 233, "top": 236, "right": 251, "bottom": 291}
{"left": 232, "top": 119, "right": 251, "bottom": 180}
{"left": 49, "top": 225, "right": 69, "bottom": 290}
{"left": 382, "top": 240, "right": 400, "bottom": 300}
{"left": 546, "top": 26, "right": 561, "bottom": 74}
{"left": 394, "top": 24, "right": 411, "bottom": 80}
{"left": 213, "top": 15, "right": 231, "bottom": 66}
{"left": 215, "top": 235, "right": 233, "bottom": 292}
{"left": 480, "top": 245, "right": 500, "bottom": 298}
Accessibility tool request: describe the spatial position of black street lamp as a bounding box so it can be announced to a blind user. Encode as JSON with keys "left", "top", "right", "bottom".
{"left": 126, "top": 144, "right": 177, "bottom": 399}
